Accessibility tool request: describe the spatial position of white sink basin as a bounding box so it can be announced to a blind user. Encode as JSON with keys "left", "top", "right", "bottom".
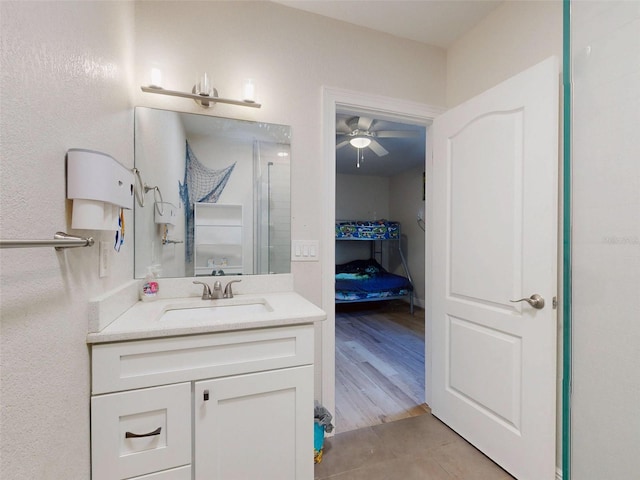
{"left": 159, "top": 299, "right": 272, "bottom": 323}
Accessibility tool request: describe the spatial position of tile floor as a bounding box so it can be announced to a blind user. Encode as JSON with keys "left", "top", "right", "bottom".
{"left": 314, "top": 413, "right": 515, "bottom": 480}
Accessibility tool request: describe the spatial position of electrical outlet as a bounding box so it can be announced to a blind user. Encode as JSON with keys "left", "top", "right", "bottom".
{"left": 99, "top": 241, "right": 110, "bottom": 278}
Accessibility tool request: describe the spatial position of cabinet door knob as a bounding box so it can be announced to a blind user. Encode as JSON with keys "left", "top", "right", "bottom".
{"left": 204, "top": 389, "right": 210, "bottom": 401}
{"left": 125, "top": 427, "right": 161, "bottom": 438}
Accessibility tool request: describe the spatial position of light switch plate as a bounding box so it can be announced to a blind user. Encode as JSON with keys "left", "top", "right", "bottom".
{"left": 291, "top": 240, "right": 319, "bottom": 262}
{"left": 99, "top": 241, "right": 110, "bottom": 278}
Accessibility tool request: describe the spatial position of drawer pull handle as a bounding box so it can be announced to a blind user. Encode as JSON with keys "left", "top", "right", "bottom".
{"left": 125, "top": 427, "right": 162, "bottom": 439}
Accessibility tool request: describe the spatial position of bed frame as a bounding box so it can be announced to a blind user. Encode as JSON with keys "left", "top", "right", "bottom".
{"left": 335, "top": 220, "right": 414, "bottom": 313}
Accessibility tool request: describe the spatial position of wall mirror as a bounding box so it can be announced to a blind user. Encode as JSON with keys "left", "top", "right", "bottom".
{"left": 134, "top": 107, "right": 291, "bottom": 279}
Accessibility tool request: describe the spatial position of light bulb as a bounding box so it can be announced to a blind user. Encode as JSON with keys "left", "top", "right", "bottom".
{"left": 242, "top": 78, "right": 256, "bottom": 103}
{"left": 150, "top": 68, "right": 162, "bottom": 88}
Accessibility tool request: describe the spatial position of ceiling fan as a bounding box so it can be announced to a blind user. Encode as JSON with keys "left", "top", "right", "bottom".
{"left": 336, "top": 116, "right": 420, "bottom": 158}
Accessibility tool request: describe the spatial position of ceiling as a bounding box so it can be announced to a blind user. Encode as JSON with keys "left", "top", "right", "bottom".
{"left": 273, "top": 1, "right": 502, "bottom": 177}
{"left": 336, "top": 114, "right": 426, "bottom": 176}
{"left": 273, "top": 0, "right": 502, "bottom": 49}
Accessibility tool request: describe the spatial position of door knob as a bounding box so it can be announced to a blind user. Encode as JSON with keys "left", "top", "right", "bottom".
{"left": 510, "top": 294, "right": 545, "bottom": 309}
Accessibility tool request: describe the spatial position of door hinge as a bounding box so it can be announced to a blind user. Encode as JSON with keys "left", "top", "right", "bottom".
{"left": 552, "top": 296, "right": 557, "bottom": 309}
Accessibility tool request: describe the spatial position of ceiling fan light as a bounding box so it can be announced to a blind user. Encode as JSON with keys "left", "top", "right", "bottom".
{"left": 350, "top": 137, "right": 371, "bottom": 149}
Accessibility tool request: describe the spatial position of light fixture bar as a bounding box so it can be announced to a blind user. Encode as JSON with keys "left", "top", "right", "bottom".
{"left": 141, "top": 86, "right": 261, "bottom": 109}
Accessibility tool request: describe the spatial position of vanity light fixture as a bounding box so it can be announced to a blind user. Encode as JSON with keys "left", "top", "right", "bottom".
{"left": 141, "top": 72, "right": 261, "bottom": 109}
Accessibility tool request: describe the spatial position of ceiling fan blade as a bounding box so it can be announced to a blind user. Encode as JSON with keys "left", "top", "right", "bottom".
{"left": 336, "top": 139, "right": 350, "bottom": 149}
{"left": 357, "top": 116, "right": 374, "bottom": 131}
{"left": 375, "top": 130, "right": 421, "bottom": 139}
{"left": 336, "top": 117, "right": 351, "bottom": 133}
{"left": 368, "top": 139, "right": 389, "bottom": 156}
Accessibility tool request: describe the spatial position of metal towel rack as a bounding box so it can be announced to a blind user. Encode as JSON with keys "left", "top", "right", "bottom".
{"left": 0, "top": 232, "right": 95, "bottom": 250}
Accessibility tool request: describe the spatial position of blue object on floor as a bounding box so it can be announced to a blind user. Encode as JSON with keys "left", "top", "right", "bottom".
{"left": 314, "top": 421, "right": 325, "bottom": 463}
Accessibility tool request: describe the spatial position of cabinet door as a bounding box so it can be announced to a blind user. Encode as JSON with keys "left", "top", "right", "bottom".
{"left": 194, "top": 366, "right": 313, "bottom": 480}
{"left": 131, "top": 465, "right": 191, "bottom": 480}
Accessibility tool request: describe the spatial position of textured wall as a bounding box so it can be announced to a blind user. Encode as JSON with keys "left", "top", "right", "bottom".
{"left": 0, "top": 1, "right": 134, "bottom": 478}
{"left": 446, "top": 0, "right": 562, "bottom": 107}
{"left": 570, "top": 1, "right": 640, "bottom": 477}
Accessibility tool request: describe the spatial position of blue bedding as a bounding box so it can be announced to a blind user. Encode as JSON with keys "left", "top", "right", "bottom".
{"left": 335, "top": 259, "right": 413, "bottom": 301}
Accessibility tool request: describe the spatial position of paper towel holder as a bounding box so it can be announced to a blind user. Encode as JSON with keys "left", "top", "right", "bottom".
{"left": 66, "top": 149, "right": 134, "bottom": 230}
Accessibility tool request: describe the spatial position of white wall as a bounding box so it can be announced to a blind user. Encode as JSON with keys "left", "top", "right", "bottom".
{"left": 447, "top": 0, "right": 562, "bottom": 107}
{"left": 570, "top": 2, "right": 640, "bottom": 478}
{"left": 389, "top": 166, "right": 426, "bottom": 308}
{"left": 335, "top": 174, "right": 390, "bottom": 265}
{"left": 0, "top": 2, "right": 134, "bottom": 478}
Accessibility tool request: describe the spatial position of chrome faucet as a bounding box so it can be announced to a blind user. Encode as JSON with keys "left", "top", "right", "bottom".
{"left": 194, "top": 279, "right": 239, "bottom": 299}
{"left": 223, "top": 279, "right": 242, "bottom": 299}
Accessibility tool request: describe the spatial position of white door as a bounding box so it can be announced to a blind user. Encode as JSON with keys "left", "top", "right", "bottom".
{"left": 430, "top": 57, "right": 559, "bottom": 479}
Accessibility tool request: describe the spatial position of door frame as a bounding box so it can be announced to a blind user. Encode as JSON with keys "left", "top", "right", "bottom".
{"left": 320, "top": 86, "right": 445, "bottom": 424}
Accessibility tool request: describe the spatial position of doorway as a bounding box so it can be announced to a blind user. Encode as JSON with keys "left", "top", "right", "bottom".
{"left": 333, "top": 108, "right": 428, "bottom": 431}
{"left": 320, "top": 87, "right": 444, "bottom": 430}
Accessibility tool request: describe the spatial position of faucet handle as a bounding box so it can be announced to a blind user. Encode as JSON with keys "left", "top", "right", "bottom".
{"left": 192, "top": 281, "right": 212, "bottom": 300}
{"left": 223, "top": 279, "right": 242, "bottom": 299}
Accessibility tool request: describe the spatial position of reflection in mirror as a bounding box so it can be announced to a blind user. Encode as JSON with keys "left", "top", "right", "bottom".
{"left": 134, "top": 107, "right": 291, "bottom": 279}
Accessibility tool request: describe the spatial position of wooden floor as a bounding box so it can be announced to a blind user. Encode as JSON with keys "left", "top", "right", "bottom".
{"left": 335, "top": 300, "right": 428, "bottom": 432}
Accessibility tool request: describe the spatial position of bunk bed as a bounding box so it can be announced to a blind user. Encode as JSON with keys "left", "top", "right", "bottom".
{"left": 335, "top": 220, "right": 414, "bottom": 313}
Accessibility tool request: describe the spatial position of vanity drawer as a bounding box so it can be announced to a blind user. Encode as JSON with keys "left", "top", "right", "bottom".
{"left": 92, "top": 324, "right": 314, "bottom": 394}
{"left": 131, "top": 465, "right": 191, "bottom": 480}
{"left": 91, "top": 383, "right": 191, "bottom": 480}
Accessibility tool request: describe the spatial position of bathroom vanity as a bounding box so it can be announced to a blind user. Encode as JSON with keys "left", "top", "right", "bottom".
{"left": 87, "top": 280, "right": 325, "bottom": 480}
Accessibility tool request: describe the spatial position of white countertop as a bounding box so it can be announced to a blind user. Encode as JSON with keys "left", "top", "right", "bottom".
{"left": 87, "top": 291, "right": 326, "bottom": 344}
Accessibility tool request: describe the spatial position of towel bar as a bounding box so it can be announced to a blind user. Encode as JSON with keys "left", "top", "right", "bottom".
{"left": 0, "top": 232, "right": 94, "bottom": 250}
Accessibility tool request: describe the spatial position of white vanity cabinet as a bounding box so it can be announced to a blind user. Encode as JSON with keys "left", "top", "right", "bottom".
{"left": 90, "top": 324, "right": 314, "bottom": 480}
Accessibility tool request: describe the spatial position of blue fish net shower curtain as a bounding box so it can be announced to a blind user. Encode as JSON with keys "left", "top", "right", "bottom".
{"left": 179, "top": 140, "right": 236, "bottom": 262}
